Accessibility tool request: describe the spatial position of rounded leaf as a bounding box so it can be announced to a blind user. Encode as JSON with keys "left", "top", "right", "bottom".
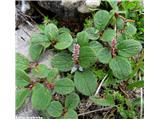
{"left": 74, "top": 70, "right": 97, "bottom": 96}
{"left": 79, "top": 46, "right": 97, "bottom": 68}
{"left": 16, "top": 69, "right": 30, "bottom": 87}
{"left": 44, "top": 23, "right": 58, "bottom": 40}
{"left": 29, "top": 44, "right": 44, "bottom": 61}
{"left": 97, "top": 48, "right": 112, "bottom": 64}
{"left": 51, "top": 52, "right": 73, "bottom": 72}
{"left": 77, "top": 31, "right": 89, "bottom": 46}
{"left": 101, "top": 28, "right": 116, "bottom": 42}
{"left": 31, "top": 33, "right": 50, "bottom": 48}
{"left": 89, "top": 41, "right": 103, "bottom": 55}
{"left": 16, "top": 89, "right": 30, "bottom": 110}
{"left": 65, "top": 93, "right": 80, "bottom": 110}
{"left": 94, "top": 10, "right": 110, "bottom": 30}
{"left": 55, "top": 78, "right": 75, "bottom": 95}
{"left": 47, "top": 101, "right": 63, "bottom": 117}
{"left": 32, "top": 83, "right": 52, "bottom": 110}
{"left": 16, "top": 53, "right": 29, "bottom": 70}
{"left": 47, "top": 68, "right": 59, "bottom": 83}
{"left": 59, "top": 27, "right": 70, "bottom": 34}
{"left": 117, "top": 33, "right": 127, "bottom": 42}
{"left": 117, "top": 40, "right": 142, "bottom": 57}
{"left": 90, "top": 95, "right": 114, "bottom": 106}
{"left": 54, "top": 32, "right": 73, "bottom": 50}
{"left": 116, "top": 17, "right": 124, "bottom": 30}
{"left": 31, "top": 64, "right": 50, "bottom": 78}
{"left": 62, "top": 109, "right": 78, "bottom": 119}
{"left": 125, "top": 23, "right": 137, "bottom": 35}
{"left": 85, "top": 27, "right": 99, "bottom": 40}
{"left": 109, "top": 56, "right": 132, "bottom": 79}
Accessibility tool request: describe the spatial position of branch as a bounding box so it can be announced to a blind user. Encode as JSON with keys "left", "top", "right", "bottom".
{"left": 95, "top": 74, "right": 108, "bottom": 96}
{"left": 78, "top": 107, "right": 112, "bottom": 116}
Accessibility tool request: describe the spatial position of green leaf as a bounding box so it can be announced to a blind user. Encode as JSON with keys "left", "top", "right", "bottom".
{"left": 16, "top": 69, "right": 30, "bottom": 87}
{"left": 107, "top": 0, "right": 119, "bottom": 10}
{"left": 32, "top": 83, "right": 52, "bottom": 110}
{"left": 101, "top": 28, "right": 116, "bottom": 42}
{"left": 67, "top": 42, "right": 74, "bottom": 53}
{"left": 44, "top": 23, "right": 58, "bottom": 40}
{"left": 116, "top": 17, "right": 124, "bottom": 30}
{"left": 16, "top": 53, "right": 29, "bottom": 70}
{"left": 74, "top": 70, "right": 97, "bottom": 96}
{"left": 47, "top": 101, "right": 63, "bottom": 117}
{"left": 127, "top": 80, "right": 144, "bottom": 90}
{"left": 59, "top": 27, "right": 70, "bottom": 34}
{"left": 54, "top": 32, "right": 73, "bottom": 50}
{"left": 90, "top": 95, "right": 114, "bottom": 106}
{"left": 77, "top": 31, "right": 89, "bottom": 46}
{"left": 65, "top": 93, "right": 80, "bottom": 110}
{"left": 16, "top": 88, "right": 30, "bottom": 110}
{"left": 16, "top": 69, "right": 30, "bottom": 82}
{"left": 94, "top": 10, "right": 110, "bottom": 30}
{"left": 31, "top": 64, "right": 50, "bottom": 78}
{"left": 89, "top": 41, "right": 103, "bottom": 55}
{"left": 51, "top": 52, "right": 73, "bottom": 72}
{"left": 47, "top": 68, "right": 59, "bottom": 83}
{"left": 109, "top": 56, "right": 132, "bottom": 79}
{"left": 79, "top": 46, "right": 97, "bottom": 68}
{"left": 93, "top": 68, "right": 106, "bottom": 80}
{"left": 97, "top": 48, "right": 112, "bottom": 64}
{"left": 85, "top": 27, "right": 99, "bottom": 40}
{"left": 55, "top": 78, "right": 75, "bottom": 95}
{"left": 126, "top": 23, "right": 137, "bottom": 35}
{"left": 62, "top": 109, "right": 78, "bottom": 119}
{"left": 31, "top": 33, "right": 50, "bottom": 48}
{"left": 117, "top": 33, "right": 127, "bottom": 41}
{"left": 16, "top": 79, "right": 30, "bottom": 88}
{"left": 117, "top": 40, "right": 142, "bottom": 57}
{"left": 29, "top": 44, "right": 44, "bottom": 61}
{"left": 109, "top": 10, "right": 116, "bottom": 22}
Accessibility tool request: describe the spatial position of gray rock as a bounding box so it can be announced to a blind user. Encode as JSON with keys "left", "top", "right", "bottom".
{"left": 37, "top": 0, "right": 83, "bottom": 20}
{"left": 16, "top": 97, "right": 41, "bottom": 119}
{"left": 37, "top": 0, "right": 101, "bottom": 19}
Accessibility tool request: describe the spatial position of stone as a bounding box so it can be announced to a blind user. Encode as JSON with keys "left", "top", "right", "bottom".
{"left": 16, "top": 98, "right": 41, "bottom": 119}
{"left": 37, "top": 0, "right": 101, "bottom": 19}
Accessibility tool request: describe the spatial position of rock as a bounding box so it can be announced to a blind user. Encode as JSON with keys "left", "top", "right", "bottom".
{"left": 37, "top": 0, "right": 82, "bottom": 20}
{"left": 86, "top": 0, "right": 101, "bottom": 8}
{"left": 16, "top": 98, "right": 41, "bottom": 119}
{"left": 37, "top": 0, "right": 101, "bottom": 19}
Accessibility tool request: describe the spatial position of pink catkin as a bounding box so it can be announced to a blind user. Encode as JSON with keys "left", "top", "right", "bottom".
{"left": 111, "top": 39, "right": 117, "bottom": 57}
{"left": 72, "top": 44, "right": 80, "bottom": 64}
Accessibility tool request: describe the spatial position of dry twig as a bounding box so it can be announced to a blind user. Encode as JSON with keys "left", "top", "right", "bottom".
{"left": 78, "top": 107, "right": 112, "bottom": 116}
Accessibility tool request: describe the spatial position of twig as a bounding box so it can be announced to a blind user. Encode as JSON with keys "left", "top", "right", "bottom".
{"left": 95, "top": 74, "right": 108, "bottom": 96}
{"left": 119, "top": 83, "right": 129, "bottom": 98}
{"left": 32, "top": 4, "right": 45, "bottom": 17}
{"left": 119, "top": 15, "right": 135, "bottom": 23}
{"left": 22, "top": 28, "right": 31, "bottom": 37}
{"left": 17, "top": 9, "right": 36, "bottom": 25}
{"left": 139, "top": 71, "right": 143, "bottom": 119}
{"left": 78, "top": 107, "right": 112, "bottom": 116}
